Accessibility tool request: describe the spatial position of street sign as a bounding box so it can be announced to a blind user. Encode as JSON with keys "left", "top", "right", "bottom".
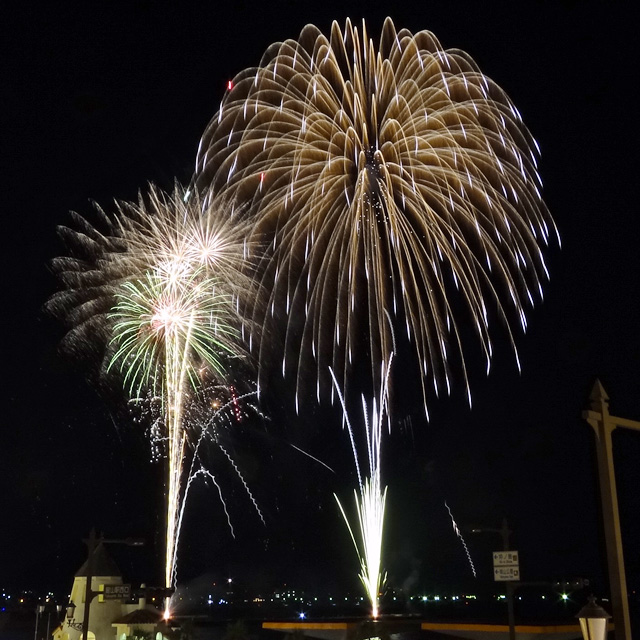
{"left": 493, "top": 551, "right": 519, "bottom": 566}
{"left": 99, "top": 584, "right": 131, "bottom": 601}
{"left": 493, "top": 550, "right": 519, "bottom": 582}
{"left": 494, "top": 566, "right": 520, "bottom": 581}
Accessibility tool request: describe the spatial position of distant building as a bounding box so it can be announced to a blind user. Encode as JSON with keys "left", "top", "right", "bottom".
{"left": 53, "top": 544, "right": 171, "bottom": 640}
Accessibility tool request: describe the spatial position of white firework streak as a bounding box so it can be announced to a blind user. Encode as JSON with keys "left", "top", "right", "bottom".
{"left": 444, "top": 500, "right": 477, "bottom": 578}
{"left": 49, "top": 184, "right": 254, "bottom": 606}
{"left": 217, "top": 442, "right": 265, "bottom": 525}
{"left": 289, "top": 443, "right": 336, "bottom": 473}
{"left": 331, "top": 355, "right": 393, "bottom": 619}
{"left": 170, "top": 391, "right": 265, "bottom": 589}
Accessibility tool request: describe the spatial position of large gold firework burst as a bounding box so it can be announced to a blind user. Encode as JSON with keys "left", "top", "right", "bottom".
{"left": 195, "top": 17, "right": 558, "bottom": 411}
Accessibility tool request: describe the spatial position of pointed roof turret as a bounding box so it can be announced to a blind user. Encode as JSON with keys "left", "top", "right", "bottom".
{"left": 75, "top": 542, "right": 122, "bottom": 577}
{"left": 589, "top": 378, "right": 610, "bottom": 413}
{"left": 589, "top": 378, "right": 609, "bottom": 403}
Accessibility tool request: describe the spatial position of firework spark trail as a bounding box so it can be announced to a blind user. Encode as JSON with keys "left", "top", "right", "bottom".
{"left": 169, "top": 389, "right": 264, "bottom": 588}
{"left": 194, "top": 17, "right": 557, "bottom": 411}
{"left": 106, "top": 195, "right": 249, "bottom": 595}
{"left": 48, "top": 184, "right": 254, "bottom": 596}
{"left": 289, "top": 443, "right": 336, "bottom": 473}
{"left": 219, "top": 442, "right": 265, "bottom": 522}
{"left": 445, "top": 500, "right": 477, "bottom": 578}
{"left": 331, "top": 355, "right": 393, "bottom": 618}
{"left": 179, "top": 468, "right": 235, "bottom": 536}
{"left": 182, "top": 469, "right": 236, "bottom": 537}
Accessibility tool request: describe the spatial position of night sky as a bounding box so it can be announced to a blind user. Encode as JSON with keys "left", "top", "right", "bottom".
{"left": 2, "top": 0, "right": 639, "bottom": 612}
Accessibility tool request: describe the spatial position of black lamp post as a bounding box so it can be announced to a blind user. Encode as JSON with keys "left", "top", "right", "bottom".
{"left": 576, "top": 596, "right": 611, "bottom": 640}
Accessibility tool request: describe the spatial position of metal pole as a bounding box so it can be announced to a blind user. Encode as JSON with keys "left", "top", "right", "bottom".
{"left": 76, "top": 529, "right": 144, "bottom": 640}
{"left": 33, "top": 605, "right": 40, "bottom": 640}
{"left": 583, "top": 381, "right": 635, "bottom": 640}
{"left": 500, "top": 519, "right": 516, "bottom": 640}
{"left": 506, "top": 583, "right": 516, "bottom": 640}
{"left": 471, "top": 519, "right": 517, "bottom": 640}
{"left": 81, "top": 528, "right": 98, "bottom": 640}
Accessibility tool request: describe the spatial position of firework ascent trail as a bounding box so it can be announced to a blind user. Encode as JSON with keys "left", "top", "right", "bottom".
{"left": 331, "top": 355, "right": 393, "bottom": 618}
{"left": 48, "top": 185, "right": 256, "bottom": 601}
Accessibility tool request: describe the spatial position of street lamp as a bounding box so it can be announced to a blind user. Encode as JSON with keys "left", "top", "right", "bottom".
{"left": 66, "top": 602, "right": 77, "bottom": 623}
{"left": 66, "top": 602, "right": 83, "bottom": 632}
{"left": 470, "top": 518, "right": 512, "bottom": 550}
{"left": 45, "top": 604, "right": 62, "bottom": 640}
{"left": 34, "top": 604, "right": 45, "bottom": 640}
{"left": 55, "top": 605, "right": 63, "bottom": 630}
{"left": 576, "top": 596, "right": 611, "bottom": 640}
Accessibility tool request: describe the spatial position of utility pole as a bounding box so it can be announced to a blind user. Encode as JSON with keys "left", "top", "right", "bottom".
{"left": 471, "top": 518, "right": 516, "bottom": 640}
{"left": 500, "top": 519, "right": 517, "bottom": 640}
{"left": 77, "top": 529, "right": 144, "bottom": 640}
{"left": 583, "top": 379, "right": 640, "bottom": 640}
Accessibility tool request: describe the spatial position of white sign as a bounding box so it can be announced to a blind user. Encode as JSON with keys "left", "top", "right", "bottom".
{"left": 99, "top": 584, "right": 131, "bottom": 601}
{"left": 493, "top": 550, "right": 519, "bottom": 582}
{"left": 494, "top": 566, "right": 520, "bottom": 581}
{"left": 493, "top": 551, "right": 519, "bottom": 566}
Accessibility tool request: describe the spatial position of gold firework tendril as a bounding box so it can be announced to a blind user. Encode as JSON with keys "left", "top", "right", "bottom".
{"left": 48, "top": 183, "right": 254, "bottom": 593}
{"left": 194, "top": 17, "right": 558, "bottom": 411}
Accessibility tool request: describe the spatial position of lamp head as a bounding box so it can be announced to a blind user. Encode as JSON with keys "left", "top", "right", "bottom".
{"left": 576, "top": 596, "right": 611, "bottom": 640}
{"left": 66, "top": 602, "right": 76, "bottom": 620}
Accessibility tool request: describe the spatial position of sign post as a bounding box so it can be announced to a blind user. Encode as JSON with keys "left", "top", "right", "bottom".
{"left": 493, "top": 550, "right": 519, "bottom": 640}
{"left": 493, "top": 551, "right": 520, "bottom": 582}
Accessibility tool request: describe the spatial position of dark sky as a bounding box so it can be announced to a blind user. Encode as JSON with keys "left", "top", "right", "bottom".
{"left": 2, "top": 0, "right": 639, "bottom": 611}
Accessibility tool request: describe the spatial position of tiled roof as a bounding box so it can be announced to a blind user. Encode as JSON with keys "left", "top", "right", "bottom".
{"left": 112, "top": 609, "right": 163, "bottom": 625}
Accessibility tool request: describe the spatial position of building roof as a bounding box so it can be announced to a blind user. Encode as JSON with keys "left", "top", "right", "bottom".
{"left": 112, "top": 608, "right": 164, "bottom": 625}
{"left": 75, "top": 542, "right": 122, "bottom": 577}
